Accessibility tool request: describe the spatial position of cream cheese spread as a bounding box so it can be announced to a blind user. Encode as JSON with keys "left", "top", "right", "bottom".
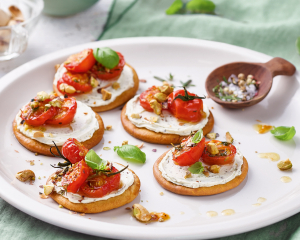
{"left": 159, "top": 147, "right": 244, "bottom": 188}
{"left": 53, "top": 164, "right": 135, "bottom": 203}
{"left": 53, "top": 64, "right": 135, "bottom": 107}
{"left": 16, "top": 100, "right": 99, "bottom": 146}
{"left": 125, "top": 95, "right": 210, "bottom": 136}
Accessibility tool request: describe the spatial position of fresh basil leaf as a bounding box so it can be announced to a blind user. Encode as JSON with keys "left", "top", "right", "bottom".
{"left": 296, "top": 37, "right": 300, "bottom": 55}
{"left": 270, "top": 126, "right": 296, "bottom": 141}
{"left": 166, "top": 0, "right": 184, "bottom": 15}
{"left": 85, "top": 149, "right": 107, "bottom": 170}
{"left": 93, "top": 47, "right": 119, "bottom": 69}
{"left": 192, "top": 129, "right": 203, "bottom": 144}
{"left": 186, "top": 0, "right": 215, "bottom": 14}
{"left": 114, "top": 145, "right": 146, "bottom": 163}
{"left": 188, "top": 162, "right": 204, "bottom": 174}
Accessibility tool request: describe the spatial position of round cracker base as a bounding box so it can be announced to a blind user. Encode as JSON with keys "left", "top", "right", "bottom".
{"left": 46, "top": 166, "right": 141, "bottom": 213}
{"left": 121, "top": 104, "right": 214, "bottom": 144}
{"left": 53, "top": 63, "right": 139, "bottom": 112}
{"left": 12, "top": 112, "right": 104, "bottom": 156}
{"left": 153, "top": 150, "right": 248, "bottom": 196}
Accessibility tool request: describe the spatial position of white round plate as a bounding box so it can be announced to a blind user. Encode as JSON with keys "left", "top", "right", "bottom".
{"left": 0, "top": 37, "right": 299, "bottom": 239}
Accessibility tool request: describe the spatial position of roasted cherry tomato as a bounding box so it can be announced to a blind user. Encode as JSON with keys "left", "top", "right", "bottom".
{"left": 46, "top": 97, "right": 77, "bottom": 125}
{"left": 62, "top": 138, "right": 89, "bottom": 164}
{"left": 21, "top": 103, "right": 58, "bottom": 127}
{"left": 64, "top": 160, "right": 90, "bottom": 193}
{"left": 91, "top": 52, "right": 125, "bottom": 81}
{"left": 58, "top": 72, "right": 93, "bottom": 95}
{"left": 172, "top": 136, "right": 205, "bottom": 166}
{"left": 201, "top": 140, "right": 236, "bottom": 165}
{"left": 79, "top": 167, "right": 121, "bottom": 198}
{"left": 168, "top": 89, "right": 206, "bottom": 122}
{"left": 64, "top": 49, "right": 96, "bottom": 73}
{"left": 139, "top": 86, "right": 160, "bottom": 112}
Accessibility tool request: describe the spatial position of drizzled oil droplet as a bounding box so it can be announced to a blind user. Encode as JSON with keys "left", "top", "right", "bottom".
{"left": 253, "top": 123, "right": 273, "bottom": 134}
{"left": 257, "top": 197, "right": 266, "bottom": 203}
{"left": 221, "top": 209, "right": 235, "bottom": 216}
{"left": 258, "top": 152, "right": 280, "bottom": 161}
{"left": 252, "top": 203, "right": 261, "bottom": 207}
{"left": 206, "top": 211, "right": 218, "bottom": 217}
{"left": 280, "top": 176, "right": 292, "bottom": 183}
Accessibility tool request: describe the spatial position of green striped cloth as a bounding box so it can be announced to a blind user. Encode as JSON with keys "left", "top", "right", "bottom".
{"left": 1, "top": 0, "right": 300, "bottom": 239}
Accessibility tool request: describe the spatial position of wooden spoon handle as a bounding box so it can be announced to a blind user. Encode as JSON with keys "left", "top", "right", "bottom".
{"left": 262, "top": 57, "right": 296, "bottom": 77}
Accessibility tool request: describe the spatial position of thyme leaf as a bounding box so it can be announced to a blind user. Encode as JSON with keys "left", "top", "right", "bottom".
{"left": 180, "top": 79, "right": 195, "bottom": 88}
{"left": 173, "top": 87, "right": 205, "bottom": 102}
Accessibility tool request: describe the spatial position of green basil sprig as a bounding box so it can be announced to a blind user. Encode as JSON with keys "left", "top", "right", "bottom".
{"left": 85, "top": 149, "right": 107, "bottom": 170}
{"left": 188, "top": 162, "right": 204, "bottom": 174}
{"left": 192, "top": 129, "right": 203, "bottom": 144}
{"left": 114, "top": 145, "right": 146, "bottom": 163}
{"left": 270, "top": 126, "right": 296, "bottom": 141}
{"left": 165, "top": 0, "right": 184, "bottom": 15}
{"left": 173, "top": 87, "right": 206, "bottom": 102}
{"left": 93, "top": 47, "right": 119, "bottom": 69}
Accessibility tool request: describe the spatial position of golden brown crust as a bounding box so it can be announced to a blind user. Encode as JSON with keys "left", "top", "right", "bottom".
{"left": 53, "top": 63, "right": 139, "bottom": 112}
{"left": 46, "top": 165, "right": 141, "bottom": 213}
{"left": 121, "top": 104, "right": 214, "bottom": 144}
{"left": 12, "top": 112, "right": 104, "bottom": 156}
{"left": 153, "top": 150, "right": 248, "bottom": 196}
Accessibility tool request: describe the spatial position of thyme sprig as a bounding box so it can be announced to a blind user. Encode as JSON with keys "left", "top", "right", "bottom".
{"left": 50, "top": 141, "right": 72, "bottom": 168}
{"left": 173, "top": 87, "right": 206, "bottom": 102}
{"left": 180, "top": 79, "right": 195, "bottom": 88}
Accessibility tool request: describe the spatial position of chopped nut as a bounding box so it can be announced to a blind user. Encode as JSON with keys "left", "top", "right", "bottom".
{"left": 206, "top": 142, "right": 219, "bottom": 155}
{"left": 238, "top": 80, "right": 245, "bottom": 87}
{"left": 39, "top": 193, "right": 49, "bottom": 199}
{"left": 132, "top": 204, "right": 152, "bottom": 222}
{"left": 16, "top": 170, "right": 35, "bottom": 182}
{"left": 26, "top": 160, "right": 35, "bottom": 166}
{"left": 149, "top": 116, "right": 158, "bottom": 123}
{"left": 139, "top": 79, "right": 147, "bottom": 83}
{"left": 0, "top": 9, "right": 10, "bottom": 26}
{"left": 135, "top": 142, "right": 144, "bottom": 149}
{"left": 158, "top": 85, "right": 173, "bottom": 95}
{"left": 43, "top": 185, "right": 54, "bottom": 195}
{"left": 50, "top": 98, "right": 62, "bottom": 108}
{"left": 105, "top": 125, "right": 112, "bottom": 131}
{"left": 90, "top": 76, "right": 98, "bottom": 88}
{"left": 277, "top": 159, "right": 292, "bottom": 171}
{"left": 103, "top": 147, "right": 111, "bottom": 150}
{"left": 246, "top": 78, "right": 252, "bottom": 85}
{"left": 154, "top": 92, "right": 167, "bottom": 103}
{"left": 33, "top": 131, "right": 44, "bottom": 138}
{"left": 30, "top": 101, "right": 39, "bottom": 109}
{"left": 122, "top": 140, "right": 128, "bottom": 145}
{"left": 184, "top": 171, "right": 192, "bottom": 179}
{"left": 58, "top": 204, "right": 64, "bottom": 208}
{"left": 101, "top": 89, "right": 112, "bottom": 101}
{"left": 247, "top": 74, "right": 254, "bottom": 80}
{"left": 206, "top": 133, "right": 217, "bottom": 140}
{"left": 112, "top": 82, "right": 120, "bottom": 90}
{"left": 59, "top": 83, "right": 76, "bottom": 94}
{"left": 203, "top": 171, "right": 209, "bottom": 177}
{"left": 36, "top": 91, "right": 50, "bottom": 101}
{"left": 238, "top": 73, "right": 245, "bottom": 80}
{"left": 149, "top": 99, "right": 162, "bottom": 115}
{"left": 226, "top": 132, "right": 234, "bottom": 143}
{"left": 160, "top": 192, "right": 164, "bottom": 196}
{"left": 209, "top": 165, "right": 220, "bottom": 173}
{"left": 131, "top": 113, "right": 140, "bottom": 119}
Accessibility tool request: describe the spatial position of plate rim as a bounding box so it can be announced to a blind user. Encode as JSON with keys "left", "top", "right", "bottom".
{"left": 0, "top": 36, "right": 299, "bottom": 239}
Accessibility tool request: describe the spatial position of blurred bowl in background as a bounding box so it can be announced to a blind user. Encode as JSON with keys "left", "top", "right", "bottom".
{"left": 43, "top": 0, "right": 99, "bottom": 17}
{"left": 0, "top": 0, "right": 44, "bottom": 61}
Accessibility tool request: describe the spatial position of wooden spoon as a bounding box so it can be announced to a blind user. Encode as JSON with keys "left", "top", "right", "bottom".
{"left": 205, "top": 57, "right": 296, "bottom": 109}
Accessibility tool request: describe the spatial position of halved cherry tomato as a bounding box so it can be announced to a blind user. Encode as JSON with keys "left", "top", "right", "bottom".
{"left": 62, "top": 138, "right": 89, "bottom": 164}
{"left": 139, "top": 86, "right": 160, "bottom": 112}
{"left": 58, "top": 72, "right": 93, "bottom": 95}
{"left": 201, "top": 140, "right": 236, "bottom": 165}
{"left": 64, "top": 160, "right": 90, "bottom": 193}
{"left": 172, "top": 136, "right": 205, "bottom": 166}
{"left": 21, "top": 103, "right": 58, "bottom": 127}
{"left": 91, "top": 52, "right": 125, "bottom": 81}
{"left": 168, "top": 89, "right": 205, "bottom": 122}
{"left": 64, "top": 49, "right": 96, "bottom": 73}
{"left": 46, "top": 97, "right": 77, "bottom": 125}
{"left": 79, "top": 166, "right": 121, "bottom": 198}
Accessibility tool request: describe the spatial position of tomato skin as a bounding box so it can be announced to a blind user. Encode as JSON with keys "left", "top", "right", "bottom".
{"left": 139, "top": 86, "right": 160, "bottom": 112}
{"left": 64, "top": 160, "right": 90, "bottom": 193}
{"left": 46, "top": 98, "right": 77, "bottom": 125}
{"left": 62, "top": 138, "right": 89, "bottom": 164}
{"left": 172, "top": 137, "right": 205, "bottom": 166}
{"left": 79, "top": 167, "right": 121, "bottom": 198}
{"left": 21, "top": 104, "right": 58, "bottom": 127}
{"left": 64, "top": 49, "right": 96, "bottom": 73}
{"left": 91, "top": 52, "right": 125, "bottom": 81}
{"left": 59, "top": 72, "right": 93, "bottom": 95}
{"left": 168, "top": 89, "right": 204, "bottom": 122}
{"left": 202, "top": 140, "right": 237, "bottom": 165}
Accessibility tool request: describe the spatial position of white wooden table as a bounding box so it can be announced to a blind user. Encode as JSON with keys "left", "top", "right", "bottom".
{"left": 0, "top": 0, "right": 112, "bottom": 78}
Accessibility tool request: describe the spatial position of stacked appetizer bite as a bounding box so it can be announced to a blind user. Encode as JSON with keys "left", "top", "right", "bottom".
{"left": 13, "top": 91, "right": 104, "bottom": 156}
{"left": 121, "top": 83, "right": 214, "bottom": 144}
{"left": 153, "top": 130, "right": 248, "bottom": 195}
{"left": 45, "top": 138, "right": 140, "bottom": 213}
{"left": 53, "top": 48, "right": 139, "bottom": 112}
